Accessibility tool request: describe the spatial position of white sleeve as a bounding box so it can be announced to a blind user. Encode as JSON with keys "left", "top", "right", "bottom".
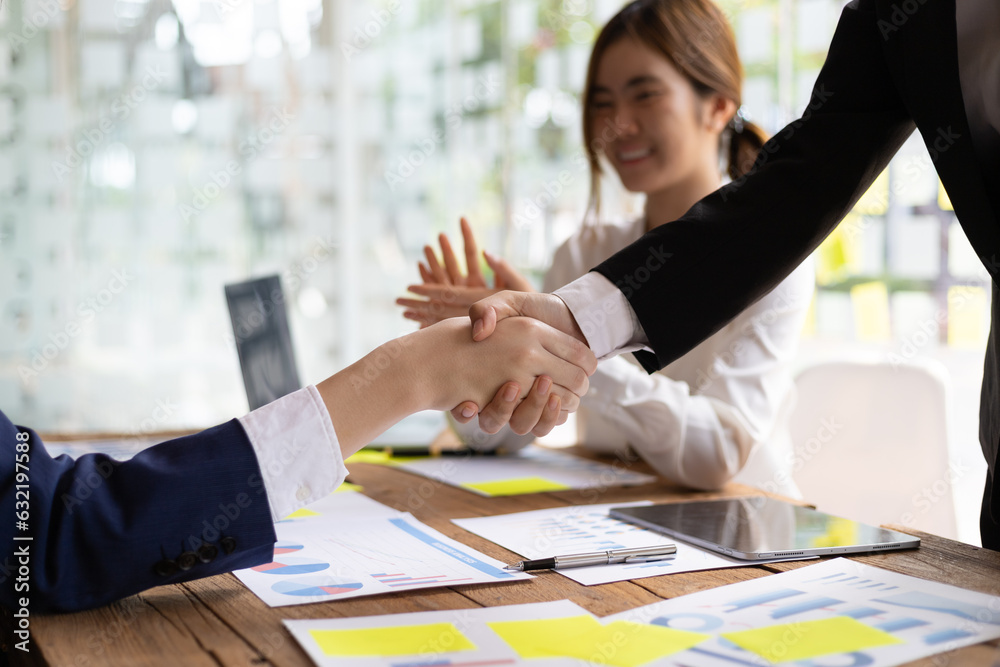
{"left": 578, "top": 266, "right": 812, "bottom": 491}
{"left": 238, "top": 385, "right": 348, "bottom": 521}
{"left": 580, "top": 356, "right": 754, "bottom": 490}
{"left": 553, "top": 272, "right": 649, "bottom": 360}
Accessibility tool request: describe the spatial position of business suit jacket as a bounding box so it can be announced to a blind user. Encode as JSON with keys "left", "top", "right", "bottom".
{"left": 0, "top": 410, "right": 276, "bottom": 612}
{"left": 593, "top": 0, "right": 1000, "bottom": 545}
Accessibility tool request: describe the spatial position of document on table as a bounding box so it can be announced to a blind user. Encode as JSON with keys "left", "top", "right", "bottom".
{"left": 452, "top": 502, "right": 793, "bottom": 586}
{"left": 605, "top": 558, "right": 1000, "bottom": 666}
{"left": 234, "top": 490, "right": 531, "bottom": 607}
{"left": 284, "top": 599, "right": 709, "bottom": 667}
{"left": 391, "top": 445, "right": 657, "bottom": 496}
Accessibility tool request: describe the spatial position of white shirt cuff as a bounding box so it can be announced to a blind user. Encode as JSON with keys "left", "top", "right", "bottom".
{"left": 553, "top": 272, "right": 650, "bottom": 360}
{"left": 238, "top": 385, "right": 347, "bottom": 522}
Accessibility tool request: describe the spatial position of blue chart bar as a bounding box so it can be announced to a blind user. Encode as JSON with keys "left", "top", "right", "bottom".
{"left": 875, "top": 592, "right": 1000, "bottom": 625}
{"left": 876, "top": 618, "right": 929, "bottom": 632}
{"left": 841, "top": 607, "right": 884, "bottom": 620}
{"left": 924, "top": 628, "right": 976, "bottom": 644}
{"left": 724, "top": 588, "right": 804, "bottom": 612}
{"left": 770, "top": 596, "right": 843, "bottom": 619}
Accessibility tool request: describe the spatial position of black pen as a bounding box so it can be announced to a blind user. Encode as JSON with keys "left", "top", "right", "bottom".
{"left": 504, "top": 545, "right": 677, "bottom": 571}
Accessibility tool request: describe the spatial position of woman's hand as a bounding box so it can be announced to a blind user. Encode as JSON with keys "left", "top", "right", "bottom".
{"left": 398, "top": 217, "right": 534, "bottom": 327}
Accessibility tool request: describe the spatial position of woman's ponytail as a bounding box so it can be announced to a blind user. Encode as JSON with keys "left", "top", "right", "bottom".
{"left": 726, "top": 114, "right": 769, "bottom": 181}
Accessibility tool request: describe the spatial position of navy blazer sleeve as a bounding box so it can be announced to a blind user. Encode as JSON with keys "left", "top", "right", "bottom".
{"left": 594, "top": 0, "right": 914, "bottom": 372}
{"left": 0, "top": 410, "right": 277, "bottom": 612}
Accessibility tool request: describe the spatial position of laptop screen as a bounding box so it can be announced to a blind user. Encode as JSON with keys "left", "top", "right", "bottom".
{"left": 225, "top": 275, "right": 301, "bottom": 411}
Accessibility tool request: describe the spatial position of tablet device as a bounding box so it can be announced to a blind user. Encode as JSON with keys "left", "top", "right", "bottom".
{"left": 609, "top": 497, "right": 919, "bottom": 560}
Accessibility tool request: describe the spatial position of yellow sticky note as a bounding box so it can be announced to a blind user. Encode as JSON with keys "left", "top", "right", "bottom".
{"left": 462, "top": 477, "right": 571, "bottom": 496}
{"left": 854, "top": 169, "right": 889, "bottom": 216}
{"left": 489, "top": 617, "right": 708, "bottom": 666}
{"left": 722, "top": 617, "right": 902, "bottom": 663}
{"left": 810, "top": 516, "right": 859, "bottom": 548}
{"left": 310, "top": 623, "right": 476, "bottom": 657}
{"left": 345, "top": 449, "right": 396, "bottom": 465}
{"left": 333, "top": 482, "right": 362, "bottom": 493}
{"left": 488, "top": 616, "right": 603, "bottom": 658}
{"left": 938, "top": 179, "right": 953, "bottom": 211}
{"left": 850, "top": 281, "right": 891, "bottom": 342}
{"left": 594, "top": 621, "right": 709, "bottom": 665}
{"left": 284, "top": 508, "right": 320, "bottom": 519}
{"left": 948, "top": 286, "right": 987, "bottom": 348}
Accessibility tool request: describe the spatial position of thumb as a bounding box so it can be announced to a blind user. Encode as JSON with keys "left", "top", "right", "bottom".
{"left": 469, "top": 291, "right": 524, "bottom": 341}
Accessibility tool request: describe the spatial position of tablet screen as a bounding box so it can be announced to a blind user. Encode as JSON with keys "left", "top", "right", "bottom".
{"left": 610, "top": 497, "right": 919, "bottom": 560}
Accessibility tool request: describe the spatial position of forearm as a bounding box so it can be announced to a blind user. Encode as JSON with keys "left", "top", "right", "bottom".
{"left": 316, "top": 335, "right": 429, "bottom": 459}
{"left": 3, "top": 418, "right": 275, "bottom": 612}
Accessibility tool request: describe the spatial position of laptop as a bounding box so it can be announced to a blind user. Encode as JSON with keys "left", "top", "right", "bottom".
{"left": 224, "top": 275, "right": 444, "bottom": 448}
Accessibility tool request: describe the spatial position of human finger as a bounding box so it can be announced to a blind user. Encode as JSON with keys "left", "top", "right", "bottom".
{"left": 531, "top": 394, "right": 562, "bottom": 437}
{"left": 406, "top": 284, "right": 492, "bottom": 308}
{"left": 397, "top": 298, "right": 469, "bottom": 325}
{"left": 450, "top": 401, "right": 479, "bottom": 424}
{"left": 460, "top": 217, "right": 487, "bottom": 287}
{"left": 424, "top": 245, "right": 449, "bottom": 285}
{"left": 536, "top": 320, "right": 598, "bottom": 377}
{"left": 477, "top": 382, "right": 521, "bottom": 435}
{"left": 484, "top": 251, "right": 534, "bottom": 292}
{"left": 508, "top": 376, "right": 553, "bottom": 435}
{"left": 418, "top": 262, "right": 434, "bottom": 284}
{"left": 438, "top": 233, "right": 464, "bottom": 285}
{"left": 469, "top": 291, "right": 586, "bottom": 344}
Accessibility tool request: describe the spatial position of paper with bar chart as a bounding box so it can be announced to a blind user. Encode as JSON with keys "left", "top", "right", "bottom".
{"left": 284, "top": 599, "right": 710, "bottom": 667}
{"left": 392, "top": 445, "right": 657, "bottom": 496}
{"left": 603, "top": 558, "right": 1000, "bottom": 666}
{"left": 453, "top": 502, "right": 767, "bottom": 585}
{"left": 234, "top": 490, "right": 531, "bottom": 607}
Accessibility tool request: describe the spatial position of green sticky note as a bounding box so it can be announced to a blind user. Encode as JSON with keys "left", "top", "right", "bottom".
{"left": 488, "top": 616, "right": 604, "bottom": 658}
{"left": 283, "top": 508, "right": 320, "bottom": 519}
{"left": 461, "top": 477, "right": 571, "bottom": 496}
{"left": 310, "top": 623, "right": 476, "bottom": 657}
{"left": 722, "top": 617, "right": 903, "bottom": 663}
{"left": 489, "top": 617, "right": 708, "bottom": 666}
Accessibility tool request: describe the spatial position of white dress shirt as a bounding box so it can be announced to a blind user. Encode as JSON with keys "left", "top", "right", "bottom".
{"left": 238, "top": 385, "right": 348, "bottom": 521}
{"left": 456, "top": 219, "right": 813, "bottom": 496}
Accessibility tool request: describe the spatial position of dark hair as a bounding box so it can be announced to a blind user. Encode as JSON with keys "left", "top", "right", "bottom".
{"left": 581, "top": 0, "right": 768, "bottom": 216}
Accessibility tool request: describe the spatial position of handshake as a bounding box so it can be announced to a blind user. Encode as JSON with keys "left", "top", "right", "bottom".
{"left": 316, "top": 290, "right": 594, "bottom": 455}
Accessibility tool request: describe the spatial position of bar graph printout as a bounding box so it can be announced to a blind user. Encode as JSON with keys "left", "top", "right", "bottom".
{"left": 604, "top": 557, "right": 1000, "bottom": 666}
{"left": 284, "top": 600, "right": 710, "bottom": 667}
{"left": 234, "top": 490, "right": 532, "bottom": 607}
{"left": 453, "top": 502, "right": 787, "bottom": 586}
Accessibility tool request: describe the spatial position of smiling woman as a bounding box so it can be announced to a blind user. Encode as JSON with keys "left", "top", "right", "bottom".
{"left": 403, "top": 0, "right": 815, "bottom": 496}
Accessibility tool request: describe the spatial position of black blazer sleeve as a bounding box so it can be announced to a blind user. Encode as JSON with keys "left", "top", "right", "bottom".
{"left": 0, "top": 410, "right": 277, "bottom": 612}
{"left": 593, "top": 0, "right": 914, "bottom": 372}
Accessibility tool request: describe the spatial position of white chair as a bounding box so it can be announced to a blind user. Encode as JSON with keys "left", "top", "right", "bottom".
{"left": 788, "top": 358, "right": 959, "bottom": 539}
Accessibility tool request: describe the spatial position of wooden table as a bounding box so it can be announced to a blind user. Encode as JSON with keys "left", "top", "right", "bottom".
{"left": 3, "top": 451, "right": 1000, "bottom": 666}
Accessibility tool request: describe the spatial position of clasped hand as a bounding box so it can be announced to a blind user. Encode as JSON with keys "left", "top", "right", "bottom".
{"left": 400, "top": 217, "right": 591, "bottom": 437}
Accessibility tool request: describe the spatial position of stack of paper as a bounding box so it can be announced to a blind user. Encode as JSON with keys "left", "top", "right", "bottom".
{"left": 233, "top": 489, "right": 532, "bottom": 607}
{"left": 284, "top": 559, "right": 1000, "bottom": 666}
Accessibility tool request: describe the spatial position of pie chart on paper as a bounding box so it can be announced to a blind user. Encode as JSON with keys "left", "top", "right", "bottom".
{"left": 251, "top": 557, "right": 330, "bottom": 576}
{"left": 271, "top": 576, "right": 365, "bottom": 597}
{"left": 273, "top": 542, "right": 304, "bottom": 555}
